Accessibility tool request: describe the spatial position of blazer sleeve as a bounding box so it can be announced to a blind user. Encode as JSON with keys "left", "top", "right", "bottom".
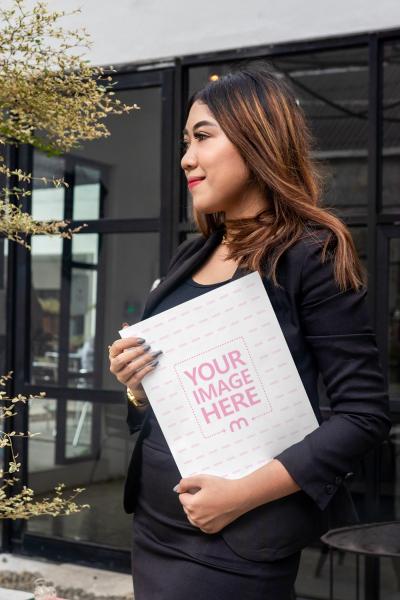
{"left": 274, "top": 232, "right": 392, "bottom": 511}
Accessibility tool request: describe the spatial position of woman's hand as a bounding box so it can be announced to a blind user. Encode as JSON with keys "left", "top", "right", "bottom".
{"left": 176, "top": 461, "right": 301, "bottom": 534}
{"left": 175, "top": 474, "right": 248, "bottom": 534}
{"left": 108, "top": 323, "right": 162, "bottom": 391}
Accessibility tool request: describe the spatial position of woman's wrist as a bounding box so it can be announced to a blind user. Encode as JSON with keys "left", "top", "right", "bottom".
{"left": 126, "top": 385, "right": 149, "bottom": 407}
{"left": 127, "top": 384, "right": 146, "bottom": 397}
{"left": 236, "top": 459, "right": 301, "bottom": 513}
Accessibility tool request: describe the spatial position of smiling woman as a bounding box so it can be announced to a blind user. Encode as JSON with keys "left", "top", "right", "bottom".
{"left": 108, "top": 64, "right": 391, "bottom": 600}
{"left": 181, "top": 106, "right": 268, "bottom": 225}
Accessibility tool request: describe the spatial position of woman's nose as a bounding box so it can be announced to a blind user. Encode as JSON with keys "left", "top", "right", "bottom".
{"left": 181, "top": 146, "right": 197, "bottom": 170}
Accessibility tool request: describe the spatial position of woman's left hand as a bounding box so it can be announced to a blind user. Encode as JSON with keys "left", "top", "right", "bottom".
{"left": 175, "top": 474, "right": 247, "bottom": 534}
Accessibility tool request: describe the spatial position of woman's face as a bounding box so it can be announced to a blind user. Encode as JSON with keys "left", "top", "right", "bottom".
{"left": 181, "top": 100, "right": 265, "bottom": 219}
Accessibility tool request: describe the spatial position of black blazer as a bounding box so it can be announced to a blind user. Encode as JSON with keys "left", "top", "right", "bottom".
{"left": 123, "top": 225, "right": 391, "bottom": 561}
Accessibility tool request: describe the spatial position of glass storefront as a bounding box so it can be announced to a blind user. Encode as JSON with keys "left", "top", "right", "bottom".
{"left": 21, "top": 74, "right": 164, "bottom": 554}
{"left": 27, "top": 397, "right": 135, "bottom": 549}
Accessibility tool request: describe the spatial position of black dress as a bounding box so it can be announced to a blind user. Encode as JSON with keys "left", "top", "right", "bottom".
{"left": 131, "top": 274, "right": 301, "bottom": 600}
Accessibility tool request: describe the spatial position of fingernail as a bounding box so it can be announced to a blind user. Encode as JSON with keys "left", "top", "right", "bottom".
{"left": 173, "top": 484, "right": 180, "bottom": 492}
{"left": 150, "top": 350, "right": 163, "bottom": 358}
{"left": 142, "top": 344, "right": 151, "bottom": 351}
{"left": 149, "top": 359, "right": 159, "bottom": 368}
{"left": 137, "top": 338, "right": 146, "bottom": 344}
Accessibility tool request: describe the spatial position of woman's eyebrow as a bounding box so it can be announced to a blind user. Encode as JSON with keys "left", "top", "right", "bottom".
{"left": 182, "top": 120, "right": 217, "bottom": 135}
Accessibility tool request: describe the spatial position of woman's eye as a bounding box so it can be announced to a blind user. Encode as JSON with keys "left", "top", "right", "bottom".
{"left": 181, "top": 133, "right": 208, "bottom": 152}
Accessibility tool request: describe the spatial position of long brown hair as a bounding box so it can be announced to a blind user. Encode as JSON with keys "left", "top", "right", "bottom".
{"left": 186, "top": 64, "right": 366, "bottom": 291}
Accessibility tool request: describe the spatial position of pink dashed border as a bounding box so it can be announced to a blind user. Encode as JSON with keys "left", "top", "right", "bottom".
{"left": 172, "top": 336, "right": 272, "bottom": 440}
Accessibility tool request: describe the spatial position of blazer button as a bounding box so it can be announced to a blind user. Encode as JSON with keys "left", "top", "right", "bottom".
{"left": 335, "top": 476, "right": 343, "bottom": 485}
{"left": 325, "top": 484, "right": 335, "bottom": 494}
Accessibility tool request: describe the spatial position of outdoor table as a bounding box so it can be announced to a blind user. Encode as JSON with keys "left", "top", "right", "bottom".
{"left": 320, "top": 521, "right": 400, "bottom": 600}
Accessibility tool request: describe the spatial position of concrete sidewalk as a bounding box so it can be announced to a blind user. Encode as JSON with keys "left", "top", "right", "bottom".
{"left": 0, "top": 554, "right": 133, "bottom": 600}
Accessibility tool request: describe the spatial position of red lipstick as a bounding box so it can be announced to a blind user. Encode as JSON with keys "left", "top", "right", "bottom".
{"left": 188, "top": 177, "right": 205, "bottom": 190}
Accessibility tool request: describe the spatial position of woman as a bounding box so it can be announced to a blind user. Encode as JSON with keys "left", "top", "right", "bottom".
{"left": 108, "top": 65, "right": 391, "bottom": 600}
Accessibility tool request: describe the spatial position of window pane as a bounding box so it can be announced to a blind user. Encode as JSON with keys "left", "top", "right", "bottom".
{"left": 72, "top": 87, "right": 162, "bottom": 219}
{"left": 295, "top": 545, "right": 365, "bottom": 599}
{"left": 72, "top": 164, "right": 101, "bottom": 220}
{"left": 69, "top": 268, "right": 97, "bottom": 389}
{"left": 65, "top": 400, "right": 93, "bottom": 459}
{"left": 379, "top": 415, "right": 400, "bottom": 597}
{"left": 31, "top": 151, "right": 65, "bottom": 221}
{"left": 0, "top": 239, "right": 7, "bottom": 374}
{"left": 379, "top": 418, "right": 400, "bottom": 522}
{"left": 101, "top": 232, "right": 160, "bottom": 390}
{"left": 382, "top": 41, "right": 400, "bottom": 213}
{"left": 27, "top": 398, "right": 134, "bottom": 550}
{"left": 72, "top": 232, "right": 99, "bottom": 265}
{"left": 380, "top": 554, "right": 400, "bottom": 598}
{"left": 30, "top": 236, "right": 62, "bottom": 385}
{"left": 389, "top": 238, "right": 400, "bottom": 396}
{"left": 29, "top": 232, "right": 159, "bottom": 390}
{"left": 187, "top": 48, "right": 369, "bottom": 220}
{"left": 28, "top": 397, "right": 57, "bottom": 472}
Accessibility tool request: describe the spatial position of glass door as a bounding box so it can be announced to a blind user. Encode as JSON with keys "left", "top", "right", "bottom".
{"left": 9, "top": 67, "right": 176, "bottom": 569}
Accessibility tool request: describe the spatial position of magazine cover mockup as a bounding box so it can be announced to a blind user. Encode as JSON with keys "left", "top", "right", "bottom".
{"left": 119, "top": 271, "right": 319, "bottom": 479}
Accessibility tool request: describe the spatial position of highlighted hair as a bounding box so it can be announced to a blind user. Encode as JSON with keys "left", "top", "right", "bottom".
{"left": 186, "top": 64, "right": 366, "bottom": 291}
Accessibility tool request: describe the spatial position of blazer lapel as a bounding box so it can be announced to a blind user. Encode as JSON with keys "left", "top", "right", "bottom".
{"left": 140, "top": 228, "right": 224, "bottom": 320}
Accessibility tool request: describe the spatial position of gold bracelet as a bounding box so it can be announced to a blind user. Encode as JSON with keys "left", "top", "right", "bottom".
{"left": 126, "top": 387, "right": 149, "bottom": 407}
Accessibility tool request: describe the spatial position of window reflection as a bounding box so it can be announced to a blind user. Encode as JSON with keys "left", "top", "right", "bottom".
{"left": 0, "top": 239, "right": 7, "bottom": 374}
{"left": 380, "top": 422, "right": 400, "bottom": 521}
{"left": 295, "top": 546, "right": 365, "bottom": 599}
{"left": 72, "top": 233, "right": 99, "bottom": 265}
{"left": 28, "top": 398, "right": 134, "bottom": 549}
{"left": 382, "top": 41, "right": 400, "bottom": 213}
{"left": 31, "top": 151, "right": 65, "bottom": 221}
{"left": 389, "top": 238, "right": 400, "bottom": 396}
{"left": 69, "top": 268, "right": 97, "bottom": 388}
{"left": 101, "top": 232, "right": 160, "bottom": 390}
{"left": 65, "top": 400, "right": 93, "bottom": 459}
{"left": 72, "top": 164, "right": 101, "bottom": 221}
{"left": 30, "top": 236, "right": 62, "bottom": 385}
{"left": 29, "top": 231, "right": 159, "bottom": 390}
{"left": 71, "top": 87, "right": 162, "bottom": 219}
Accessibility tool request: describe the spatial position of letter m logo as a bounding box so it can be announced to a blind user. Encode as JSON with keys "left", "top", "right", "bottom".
{"left": 229, "top": 417, "right": 249, "bottom": 432}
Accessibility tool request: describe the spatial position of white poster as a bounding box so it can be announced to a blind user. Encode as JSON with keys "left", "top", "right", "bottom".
{"left": 120, "top": 271, "right": 319, "bottom": 479}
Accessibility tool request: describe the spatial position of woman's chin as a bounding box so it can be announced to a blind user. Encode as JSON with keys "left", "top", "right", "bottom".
{"left": 193, "top": 200, "right": 225, "bottom": 215}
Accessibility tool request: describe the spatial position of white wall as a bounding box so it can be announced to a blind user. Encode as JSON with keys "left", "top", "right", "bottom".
{"left": 21, "top": 0, "right": 400, "bottom": 67}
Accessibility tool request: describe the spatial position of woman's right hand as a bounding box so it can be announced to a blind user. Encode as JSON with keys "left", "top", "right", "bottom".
{"left": 108, "top": 327, "right": 162, "bottom": 391}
